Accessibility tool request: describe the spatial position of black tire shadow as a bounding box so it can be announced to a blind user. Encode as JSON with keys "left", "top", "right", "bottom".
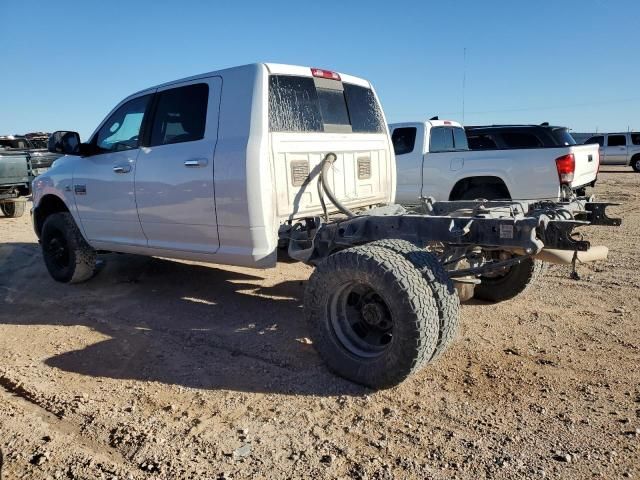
{"left": 0, "top": 243, "right": 367, "bottom": 396}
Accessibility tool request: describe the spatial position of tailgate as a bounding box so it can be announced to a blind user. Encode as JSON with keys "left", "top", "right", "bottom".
{"left": 0, "top": 151, "right": 30, "bottom": 187}
{"left": 569, "top": 144, "right": 599, "bottom": 188}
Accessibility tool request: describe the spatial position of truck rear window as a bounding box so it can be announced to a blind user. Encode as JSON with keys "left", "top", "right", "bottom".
{"left": 551, "top": 128, "right": 576, "bottom": 146}
{"left": 269, "top": 75, "right": 384, "bottom": 133}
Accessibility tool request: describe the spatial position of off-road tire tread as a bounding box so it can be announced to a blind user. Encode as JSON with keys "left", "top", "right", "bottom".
{"left": 305, "top": 245, "right": 440, "bottom": 389}
{"left": 631, "top": 154, "right": 640, "bottom": 173}
{"left": 42, "top": 212, "right": 97, "bottom": 284}
{"left": 474, "top": 257, "right": 547, "bottom": 302}
{"left": 1, "top": 201, "right": 26, "bottom": 218}
{"left": 368, "top": 239, "right": 460, "bottom": 361}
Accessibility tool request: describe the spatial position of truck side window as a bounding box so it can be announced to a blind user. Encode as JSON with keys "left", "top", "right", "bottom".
{"left": 631, "top": 133, "right": 640, "bottom": 145}
{"left": 452, "top": 127, "right": 469, "bottom": 150}
{"left": 391, "top": 127, "right": 417, "bottom": 155}
{"left": 585, "top": 135, "right": 604, "bottom": 147}
{"left": 467, "top": 134, "right": 497, "bottom": 150}
{"left": 607, "top": 135, "right": 626, "bottom": 147}
{"left": 430, "top": 127, "right": 454, "bottom": 152}
{"left": 95, "top": 95, "right": 151, "bottom": 152}
{"left": 150, "top": 83, "right": 209, "bottom": 146}
{"left": 500, "top": 132, "right": 543, "bottom": 149}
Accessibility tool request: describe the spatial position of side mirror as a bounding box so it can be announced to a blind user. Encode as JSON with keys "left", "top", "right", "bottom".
{"left": 48, "top": 131, "right": 81, "bottom": 155}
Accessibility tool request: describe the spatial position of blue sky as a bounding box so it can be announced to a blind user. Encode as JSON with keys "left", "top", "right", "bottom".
{"left": 1, "top": 0, "right": 638, "bottom": 139}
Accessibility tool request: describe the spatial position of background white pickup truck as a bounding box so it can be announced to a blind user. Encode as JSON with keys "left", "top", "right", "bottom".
{"left": 390, "top": 120, "right": 600, "bottom": 204}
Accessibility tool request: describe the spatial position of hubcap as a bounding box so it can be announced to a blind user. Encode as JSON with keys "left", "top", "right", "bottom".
{"left": 329, "top": 282, "right": 394, "bottom": 358}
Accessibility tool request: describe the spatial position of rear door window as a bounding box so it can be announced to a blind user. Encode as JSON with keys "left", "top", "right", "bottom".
{"left": 429, "top": 127, "right": 467, "bottom": 152}
{"left": 430, "top": 127, "right": 454, "bottom": 152}
{"left": 269, "top": 75, "right": 384, "bottom": 133}
{"left": 149, "top": 83, "right": 209, "bottom": 146}
{"left": 391, "top": 127, "right": 417, "bottom": 155}
{"left": 585, "top": 135, "right": 604, "bottom": 147}
{"left": 452, "top": 127, "right": 469, "bottom": 150}
{"left": 607, "top": 135, "right": 626, "bottom": 147}
{"left": 500, "top": 131, "right": 543, "bottom": 148}
{"left": 631, "top": 133, "right": 640, "bottom": 145}
{"left": 467, "top": 134, "right": 498, "bottom": 150}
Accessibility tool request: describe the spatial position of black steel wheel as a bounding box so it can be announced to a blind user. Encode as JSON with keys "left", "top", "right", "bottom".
{"left": 41, "top": 212, "right": 97, "bottom": 283}
{"left": 305, "top": 244, "right": 442, "bottom": 389}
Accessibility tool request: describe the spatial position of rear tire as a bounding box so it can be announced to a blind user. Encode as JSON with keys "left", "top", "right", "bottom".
{"left": 305, "top": 245, "right": 441, "bottom": 389}
{"left": 41, "top": 212, "right": 97, "bottom": 284}
{"left": 1, "top": 201, "right": 26, "bottom": 218}
{"left": 631, "top": 155, "right": 640, "bottom": 173}
{"left": 474, "top": 257, "right": 546, "bottom": 302}
{"left": 367, "top": 239, "right": 460, "bottom": 361}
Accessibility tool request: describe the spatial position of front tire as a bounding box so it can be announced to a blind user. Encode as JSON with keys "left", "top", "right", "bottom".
{"left": 474, "top": 256, "right": 546, "bottom": 302}
{"left": 305, "top": 245, "right": 442, "bottom": 389}
{"left": 41, "top": 212, "right": 97, "bottom": 283}
{"left": 1, "top": 201, "right": 26, "bottom": 218}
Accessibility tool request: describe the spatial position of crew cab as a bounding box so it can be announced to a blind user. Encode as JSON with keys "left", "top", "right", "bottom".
{"left": 583, "top": 132, "right": 640, "bottom": 172}
{"left": 390, "top": 121, "right": 600, "bottom": 205}
{"left": 32, "top": 64, "right": 620, "bottom": 389}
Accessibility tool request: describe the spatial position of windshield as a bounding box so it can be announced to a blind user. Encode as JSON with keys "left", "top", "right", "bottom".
{"left": 269, "top": 75, "right": 385, "bottom": 133}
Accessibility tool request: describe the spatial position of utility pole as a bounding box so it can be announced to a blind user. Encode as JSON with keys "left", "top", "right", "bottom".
{"left": 462, "top": 47, "right": 467, "bottom": 124}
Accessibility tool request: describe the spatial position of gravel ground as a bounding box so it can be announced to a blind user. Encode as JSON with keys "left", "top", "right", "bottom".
{"left": 0, "top": 167, "right": 638, "bottom": 480}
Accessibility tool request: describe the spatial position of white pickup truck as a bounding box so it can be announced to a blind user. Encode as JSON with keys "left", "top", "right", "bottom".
{"left": 33, "top": 63, "right": 620, "bottom": 389}
{"left": 390, "top": 120, "right": 600, "bottom": 205}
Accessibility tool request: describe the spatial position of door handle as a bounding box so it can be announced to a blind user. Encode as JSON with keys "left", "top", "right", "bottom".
{"left": 184, "top": 158, "right": 208, "bottom": 167}
{"left": 113, "top": 164, "right": 131, "bottom": 174}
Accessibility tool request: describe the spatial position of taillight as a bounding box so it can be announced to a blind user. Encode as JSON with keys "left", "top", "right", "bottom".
{"left": 555, "top": 153, "right": 575, "bottom": 185}
{"left": 311, "top": 68, "right": 341, "bottom": 81}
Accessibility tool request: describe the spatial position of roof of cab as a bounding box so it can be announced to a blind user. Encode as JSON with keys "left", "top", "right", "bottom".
{"left": 389, "top": 120, "right": 464, "bottom": 129}
{"left": 128, "top": 63, "right": 371, "bottom": 99}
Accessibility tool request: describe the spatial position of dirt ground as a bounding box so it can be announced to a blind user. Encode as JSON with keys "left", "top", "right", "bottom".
{"left": 0, "top": 167, "right": 638, "bottom": 480}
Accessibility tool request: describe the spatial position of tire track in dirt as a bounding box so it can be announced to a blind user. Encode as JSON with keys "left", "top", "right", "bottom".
{"left": 0, "top": 371, "right": 131, "bottom": 468}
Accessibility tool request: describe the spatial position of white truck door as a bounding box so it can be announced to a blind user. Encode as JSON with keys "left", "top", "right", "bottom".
{"left": 73, "top": 93, "right": 152, "bottom": 246}
{"left": 604, "top": 134, "right": 628, "bottom": 164}
{"left": 134, "top": 77, "right": 222, "bottom": 253}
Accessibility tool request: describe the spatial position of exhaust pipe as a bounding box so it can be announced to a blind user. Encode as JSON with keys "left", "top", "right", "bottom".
{"left": 535, "top": 246, "right": 609, "bottom": 265}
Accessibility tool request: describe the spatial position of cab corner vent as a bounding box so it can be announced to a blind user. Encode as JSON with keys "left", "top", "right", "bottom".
{"left": 291, "top": 160, "right": 310, "bottom": 186}
{"left": 358, "top": 157, "right": 371, "bottom": 180}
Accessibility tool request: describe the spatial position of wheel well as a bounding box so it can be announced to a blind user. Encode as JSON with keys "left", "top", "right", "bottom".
{"left": 34, "top": 195, "right": 70, "bottom": 238}
{"left": 449, "top": 176, "right": 511, "bottom": 200}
